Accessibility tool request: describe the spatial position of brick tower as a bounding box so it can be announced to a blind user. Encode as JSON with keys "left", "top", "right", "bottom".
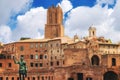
{"left": 45, "top": 5, "right": 64, "bottom": 39}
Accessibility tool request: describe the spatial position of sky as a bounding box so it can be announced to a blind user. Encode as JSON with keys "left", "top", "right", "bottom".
{"left": 0, "top": 0, "right": 120, "bottom": 43}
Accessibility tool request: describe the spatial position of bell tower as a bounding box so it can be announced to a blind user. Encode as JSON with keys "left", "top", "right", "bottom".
{"left": 88, "top": 25, "right": 96, "bottom": 38}
{"left": 45, "top": 5, "right": 64, "bottom": 39}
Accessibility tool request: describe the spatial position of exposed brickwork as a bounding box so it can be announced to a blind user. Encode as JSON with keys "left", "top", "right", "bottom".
{"left": 45, "top": 5, "right": 64, "bottom": 39}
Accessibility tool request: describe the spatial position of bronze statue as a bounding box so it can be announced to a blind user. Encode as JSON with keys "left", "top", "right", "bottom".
{"left": 13, "top": 56, "right": 27, "bottom": 80}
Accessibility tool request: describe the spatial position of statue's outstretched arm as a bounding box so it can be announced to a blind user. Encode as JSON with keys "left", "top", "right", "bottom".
{"left": 13, "top": 56, "right": 19, "bottom": 64}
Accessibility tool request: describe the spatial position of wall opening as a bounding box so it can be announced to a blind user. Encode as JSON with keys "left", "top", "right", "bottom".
{"left": 103, "top": 71, "right": 118, "bottom": 80}
{"left": 77, "top": 73, "right": 83, "bottom": 80}
{"left": 68, "top": 78, "right": 74, "bottom": 80}
{"left": 112, "top": 58, "right": 116, "bottom": 66}
{"left": 91, "top": 55, "right": 99, "bottom": 65}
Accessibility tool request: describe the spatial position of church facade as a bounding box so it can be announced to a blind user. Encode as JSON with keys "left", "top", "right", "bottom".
{"left": 0, "top": 5, "right": 120, "bottom": 80}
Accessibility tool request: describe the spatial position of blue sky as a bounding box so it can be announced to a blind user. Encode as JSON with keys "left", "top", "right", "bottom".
{"left": 0, "top": 0, "right": 120, "bottom": 43}
{"left": 32, "top": 0, "right": 116, "bottom": 8}
{"left": 32, "top": 0, "right": 96, "bottom": 8}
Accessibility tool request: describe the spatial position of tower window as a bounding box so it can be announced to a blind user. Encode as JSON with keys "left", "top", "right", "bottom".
{"left": 12, "top": 77, "right": 14, "bottom": 80}
{"left": 35, "top": 63, "right": 38, "bottom": 67}
{"left": 35, "top": 54, "right": 38, "bottom": 59}
{"left": 35, "top": 50, "right": 38, "bottom": 52}
{"left": 20, "top": 55, "right": 24, "bottom": 58}
{"left": 57, "top": 50, "right": 59, "bottom": 53}
{"left": 112, "top": 58, "right": 116, "bottom": 66}
{"left": 38, "top": 76, "right": 40, "bottom": 80}
{"left": 44, "top": 55, "right": 47, "bottom": 59}
{"left": 30, "top": 63, "right": 33, "bottom": 67}
{"left": 0, "top": 63, "right": 2, "bottom": 67}
{"left": 40, "top": 63, "right": 43, "bottom": 67}
{"left": 42, "top": 76, "right": 44, "bottom": 80}
{"left": 17, "top": 77, "right": 19, "bottom": 80}
{"left": 28, "top": 77, "right": 30, "bottom": 80}
{"left": 30, "top": 55, "right": 34, "bottom": 59}
{"left": 33, "top": 77, "right": 35, "bottom": 80}
{"left": 8, "top": 63, "right": 12, "bottom": 67}
{"left": 40, "top": 55, "right": 43, "bottom": 59}
{"left": 57, "top": 61, "right": 59, "bottom": 66}
{"left": 93, "top": 31, "right": 94, "bottom": 36}
{"left": 6, "top": 77, "right": 8, "bottom": 80}
{"left": 50, "top": 62, "right": 53, "bottom": 66}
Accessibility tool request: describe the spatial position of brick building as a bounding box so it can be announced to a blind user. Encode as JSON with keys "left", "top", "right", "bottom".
{"left": 0, "top": 5, "right": 120, "bottom": 80}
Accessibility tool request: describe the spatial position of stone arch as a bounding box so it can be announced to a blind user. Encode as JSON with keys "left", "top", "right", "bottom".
{"left": 103, "top": 71, "right": 118, "bottom": 80}
{"left": 91, "top": 55, "right": 99, "bottom": 65}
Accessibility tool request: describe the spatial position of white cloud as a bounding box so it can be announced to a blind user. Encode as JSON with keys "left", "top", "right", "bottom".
{"left": 64, "top": 3, "right": 120, "bottom": 43}
{"left": 58, "top": 0, "right": 73, "bottom": 13}
{"left": 0, "top": 0, "right": 33, "bottom": 24}
{"left": 12, "top": 0, "right": 72, "bottom": 41}
{"left": 0, "top": 25, "right": 12, "bottom": 43}
{"left": 10, "top": 0, "right": 120, "bottom": 43}
{"left": 97, "top": 0, "right": 116, "bottom": 5}
{"left": 12, "top": 7, "right": 47, "bottom": 41}
{"left": 0, "top": 0, "right": 120, "bottom": 44}
{"left": 65, "top": 5, "right": 109, "bottom": 36}
{"left": 111, "top": 0, "right": 120, "bottom": 31}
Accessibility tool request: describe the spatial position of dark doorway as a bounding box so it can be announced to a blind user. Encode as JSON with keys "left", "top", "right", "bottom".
{"left": 91, "top": 55, "right": 99, "bottom": 65}
{"left": 77, "top": 73, "right": 83, "bottom": 80}
{"left": 68, "top": 78, "right": 74, "bottom": 80}
{"left": 104, "top": 71, "right": 118, "bottom": 80}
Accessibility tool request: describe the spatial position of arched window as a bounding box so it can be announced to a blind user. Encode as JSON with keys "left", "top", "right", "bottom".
{"left": 27, "top": 77, "right": 30, "bottom": 80}
{"left": 38, "top": 76, "right": 40, "bottom": 80}
{"left": 33, "top": 77, "right": 35, "bottom": 80}
{"left": 91, "top": 55, "right": 99, "bottom": 66}
{"left": 42, "top": 76, "right": 44, "bottom": 80}
{"left": 12, "top": 77, "right": 14, "bottom": 80}
{"left": 112, "top": 58, "right": 116, "bottom": 66}
{"left": 6, "top": 77, "right": 8, "bottom": 80}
